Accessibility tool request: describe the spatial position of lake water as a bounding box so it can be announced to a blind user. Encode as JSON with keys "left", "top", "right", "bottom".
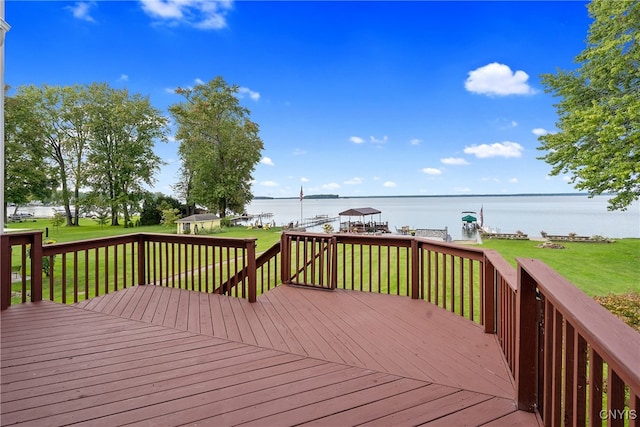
{"left": 14, "top": 194, "right": 639, "bottom": 240}
{"left": 246, "top": 194, "right": 640, "bottom": 240}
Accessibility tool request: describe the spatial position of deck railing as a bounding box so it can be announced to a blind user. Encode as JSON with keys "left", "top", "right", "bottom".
{"left": 280, "top": 232, "right": 486, "bottom": 322}
{"left": 516, "top": 258, "right": 639, "bottom": 425}
{"left": 2, "top": 229, "right": 638, "bottom": 426}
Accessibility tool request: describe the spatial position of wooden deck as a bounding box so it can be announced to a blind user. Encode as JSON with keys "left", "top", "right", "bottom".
{"left": 1, "top": 285, "right": 541, "bottom": 426}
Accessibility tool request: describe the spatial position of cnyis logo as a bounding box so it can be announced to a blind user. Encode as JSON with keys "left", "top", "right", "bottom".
{"left": 599, "top": 409, "right": 637, "bottom": 420}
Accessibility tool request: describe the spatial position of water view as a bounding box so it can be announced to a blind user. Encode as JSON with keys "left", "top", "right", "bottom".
{"left": 247, "top": 194, "right": 640, "bottom": 241}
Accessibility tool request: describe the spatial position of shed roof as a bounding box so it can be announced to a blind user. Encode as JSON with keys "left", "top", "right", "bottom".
{"left": 338, "top": 207, "right": 381, "bottom": 217}
{"left": 176, "top": 214, "right": 220, "bottom": 223}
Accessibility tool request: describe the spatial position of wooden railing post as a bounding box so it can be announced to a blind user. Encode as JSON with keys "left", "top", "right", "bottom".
{"left": 137, "top": 234, "right": 146, "bottom": 286}
{"left": 483, "top": 253, "right": 496, "bottom": 333}
{"left": 246, "top": 239, "right": 257, "bottom": 302}
{"left": 1, "top": 234, "right": 11, "bottom": 310}
{"left": 516, "top": 262, "right": 539, "bottom": 412}
{"left": 280, "top": 232, "right": 291, "bottom": 284}
{"left": 330, "top": 236, "right": 337, "bottom": 289}
{"left": 411, "top": 238, "right": 420, "bottom": 299}
{"left": 30, "top": 232, "right": 43, "bottom": 302}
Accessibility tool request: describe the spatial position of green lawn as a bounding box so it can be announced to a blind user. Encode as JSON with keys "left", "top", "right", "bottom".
{"left": 479, "top": 238, "right": 640, "bottom": 296}
{"left": 6, "top": 218, "right": 283, "bottom": 251}
{"left": 7, "top": 219, "right": 638, "bottom": 298}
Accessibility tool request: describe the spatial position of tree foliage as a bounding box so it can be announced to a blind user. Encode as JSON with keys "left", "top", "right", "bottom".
{"left": 14, "top": 84, "right": 93, "bottom": 226}
{"left": 84, "top": 84, "right": 167, "bottom": 226}
{"left": 4, "top": 87, "right": 55, "bottom": 215}
{"left": 139, "top": 192, "right": 182, "bottom": 226}
{"left": 4, "top": 83, "right": 167, "bottom": 226}
{"left": 539, "top": 0, "right": 640, "bottom": 210}
{"left": 169, "top": 77, "right": 263, "bottom": 218}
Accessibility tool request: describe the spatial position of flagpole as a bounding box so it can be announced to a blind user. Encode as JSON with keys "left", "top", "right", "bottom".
{"left": 299, "top": 186, "right": 303, "bottom": 228}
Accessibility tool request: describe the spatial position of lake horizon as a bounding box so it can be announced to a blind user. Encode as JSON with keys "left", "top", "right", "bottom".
{"left": 248, "top": 193, "right": 640, "bottom": 240}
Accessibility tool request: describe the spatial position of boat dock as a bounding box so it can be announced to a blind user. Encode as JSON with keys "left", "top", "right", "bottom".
{"left": 231, "top": 212, "right": 274, "bottom": 226}
{"left": 286, "top": 214, "right": 338, "bottom": 230}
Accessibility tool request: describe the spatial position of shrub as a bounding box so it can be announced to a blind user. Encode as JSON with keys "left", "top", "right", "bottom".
{"left": 594, "top": 292, "right": 640, "bottom": 331}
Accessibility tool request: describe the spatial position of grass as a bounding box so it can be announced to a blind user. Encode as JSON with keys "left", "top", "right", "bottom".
{"left": 478, "top": 238, "right": 640, "bottom": 296}
{"left": 7, "top": 219, "right": 638, "bottom": 299}
{"left": 7, "top": 218, "right": 283, "bottom": 251}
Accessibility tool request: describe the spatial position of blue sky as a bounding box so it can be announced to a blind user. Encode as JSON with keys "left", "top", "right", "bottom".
{"left": 5, "top": 0, "right": 593, "bottom": 198}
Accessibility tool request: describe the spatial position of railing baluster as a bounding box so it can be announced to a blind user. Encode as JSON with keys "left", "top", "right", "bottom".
{"left": 84, "top": 250, "right": 89, "bottom": 300}
{"left": 589, "top": 349, "right": 604, "bottom": 425}
{"left": 73, "top": 251, "right": 78, "bottom": 303}
{"left": 114, "top": 243, "right": 119, "bottom": 292}
{"left": 564, "top": 322, "right": 576, "bottom": 427}
{"left": 20, "top": 245, "right": 27, "bottom": 303}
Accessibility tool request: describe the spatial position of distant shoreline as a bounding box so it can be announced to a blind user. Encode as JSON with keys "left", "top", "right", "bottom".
{"left": 256, "top": 192, "right": 595, "bottom": 200}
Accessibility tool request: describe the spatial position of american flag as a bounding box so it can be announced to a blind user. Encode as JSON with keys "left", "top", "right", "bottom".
{"left": 300, "top": 186, "right": 304, "bottom": 201}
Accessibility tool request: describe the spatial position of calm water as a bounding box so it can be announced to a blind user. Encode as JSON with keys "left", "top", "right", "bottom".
{"left": 16, "top": 194, "right": 640, "bottom": 240}
{"left": 246, "top": 194, "right": 640, "bottom": 240}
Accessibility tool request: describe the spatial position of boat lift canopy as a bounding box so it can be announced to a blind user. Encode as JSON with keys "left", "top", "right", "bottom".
{"left": 339, "top": 207, "right": 381, "bottom": 217}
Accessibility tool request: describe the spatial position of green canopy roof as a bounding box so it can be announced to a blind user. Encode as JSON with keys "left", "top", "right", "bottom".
{"left": 461, "top": 214, "right": 477, "bottom": 223}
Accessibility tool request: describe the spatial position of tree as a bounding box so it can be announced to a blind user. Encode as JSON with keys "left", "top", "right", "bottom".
{"left": 4, "top": 87, "right": 55, "bottom": 219}
{"left": 169, "top": 77, "right": 264, "bottom": 218}
{"left": 173, "top": 166, "right": 196, "bottom": 217}
{"left": 139, "top": 192, "right": 182, "bottom": 226}
{"left": 15, "top": 84, "right": 93, "bottom": 226}
{"left": 539, "top": 0, "right": 640, "bottom": 211}
{"left": 85, "top": 84, "right": 167, "bottom": 225}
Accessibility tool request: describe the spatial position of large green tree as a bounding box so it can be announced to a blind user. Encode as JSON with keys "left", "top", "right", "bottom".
{"left": 14, "top": 84, "right": 93, "bottom": 225}
{"left": 169, "top": 77, "right": 263, "bottom": 218}
{"left": 4, "top": 87, "right": 54, "bottom": 218}
{"left": 539, "top": 0, "right": 639, "bottom": 210}
{"left": 85, "top": 84, "right": 167, "bottom": 226}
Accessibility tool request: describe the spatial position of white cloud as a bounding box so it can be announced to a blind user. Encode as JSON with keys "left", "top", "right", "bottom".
{"left": 410, "top": 138, "right": 422, "bottom": 146}
{"left": 260, "top": 180, "right": 279, "bottom": 187}
{"left": 165, "top": 87, "right": 177, "bottom": 94}
{"left": 322, "top": 182, "right": 341, "bottom": 190}
{"left": 370, "top": 135, "right": 388, "bottom": 144}
{"left": 67, "top": 1, "right": 96, "bottom": 22}
{"left": 509, "top": 177, "right": 519, "bottom": 183}
{"left": 293, "top": 149, "right": 307, "bottom": 156}
{"left": 350, "top": 136, "right": 365, "bottom": 144}
{"left": 440, "top": 157, "right": 469, "bottom": 166}
{"left": 119, "top": 74, "right": 129, "bottom": 82}
{"left": 383, "top": 181, "right": 397, "bottom": 188}
{"left": 421, "top": 168, "right": 442, "bottom": 175}
{"left": 464, "top": 141, "right": 524, "bottom": 158}
{"left": 139, "top": 0, "right": 232, "bottom": 30}
{"left": 300, "top": 177, "right": 309, "bottom": 183}
{"left": 260, "top": 157, "right": 274, "bottom": 166}
{"left": 238, "top": 87, "right": 260, "bottom": 101}
{"left": 532, "top": 128, "right": 549, "bottom": 136}
{"left": 465, "top": 62, "right": 536, "bottom": 96}
{"left": 344, "top": 177, "right": 363, "bottom": 185}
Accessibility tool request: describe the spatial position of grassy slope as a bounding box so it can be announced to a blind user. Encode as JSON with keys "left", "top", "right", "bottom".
{"left": 479, "top": 238, "right": 640, "bottom": 296}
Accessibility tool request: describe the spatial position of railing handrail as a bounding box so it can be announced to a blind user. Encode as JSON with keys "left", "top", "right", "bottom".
{"left": 517, "top": 257, "right": 640, "bottom": 393}
{"left": 39, "top": 232, "right": 257, "bottom": 257}
{"left": 485, "top": 249, "right": 517, "bottom": 291}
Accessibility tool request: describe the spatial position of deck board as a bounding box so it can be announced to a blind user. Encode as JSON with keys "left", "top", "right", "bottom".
{"left": 1, "top": 285, "right": 541, "bottom": 426}
{"left": 80, "top": 284, "right": 515, "bottom": 397}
